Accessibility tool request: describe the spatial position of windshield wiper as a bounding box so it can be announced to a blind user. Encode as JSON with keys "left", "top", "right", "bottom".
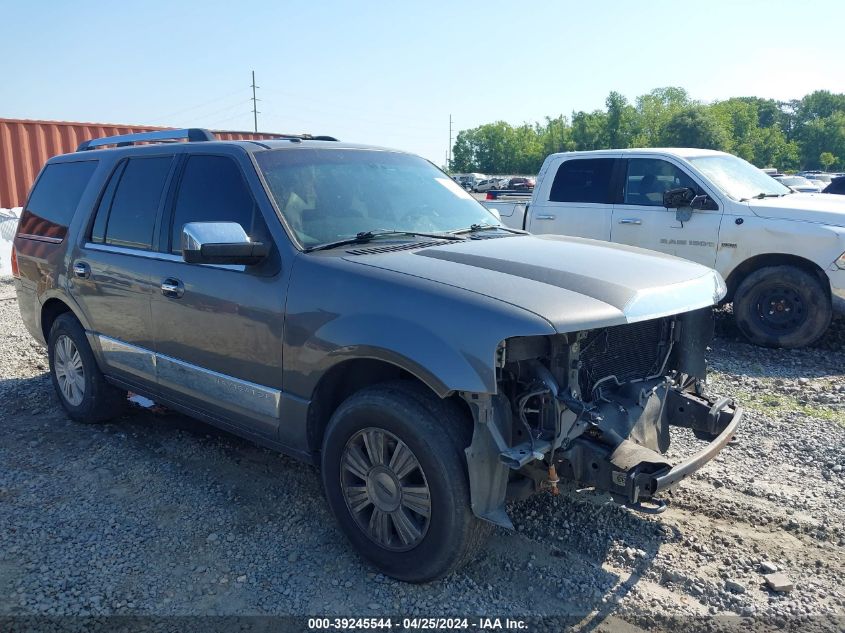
{"left": 304, "top": 230, "right": 465, "bottom": 252}
{"left": 740, "top": 192, "right": 783, "bottom": 201}
{"left": 452, "top": 223, "right": 528, "bottom": 235}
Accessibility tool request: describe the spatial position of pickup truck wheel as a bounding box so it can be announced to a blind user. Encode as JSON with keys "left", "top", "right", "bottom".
{"left": 733, "top": 265, "right": 831, "bottom": 348}
{"left": 321, "top": 382, "right": 490, "bottom": 582}
{"left": 47, "top": 314, "right": 127, "bottom": 423}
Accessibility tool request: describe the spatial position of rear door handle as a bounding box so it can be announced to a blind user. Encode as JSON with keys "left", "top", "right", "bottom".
{"left": 618, "top": 218, "right": 642, "bottom": 225}
{"left": 72, "top": 261, "right": 90, "bottom": 279}
{"left": 535, "top": 214, "right": 556, "bottom": 220}
{"left": 161, "top": 278, "right": 184, "bottom": 298}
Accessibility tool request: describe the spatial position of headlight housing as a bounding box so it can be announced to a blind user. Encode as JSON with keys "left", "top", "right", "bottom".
{"left": 836, "top": 251, "right": 845, "bottom": 270}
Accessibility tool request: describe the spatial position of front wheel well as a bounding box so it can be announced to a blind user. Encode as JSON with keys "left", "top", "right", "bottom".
{"left": 305, "top": 359, "right": 468, "bottom": 456}
{"left": 724, "top": 254, "right": 829, "bottom": 303}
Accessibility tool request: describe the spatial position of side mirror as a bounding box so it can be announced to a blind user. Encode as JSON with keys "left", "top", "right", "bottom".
{"left": 690, "top": 194, "right": 718, "bottom": 211}
{"left": 663, "top": 187, "right": 696, "bottom": 209}
{"left": 181, "top": 221, "right": 269, "bottom": 266}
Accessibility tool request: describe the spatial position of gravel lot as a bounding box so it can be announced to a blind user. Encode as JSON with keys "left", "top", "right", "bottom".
{"left": 1, "top": 275, "right": 843, "bottom": 631}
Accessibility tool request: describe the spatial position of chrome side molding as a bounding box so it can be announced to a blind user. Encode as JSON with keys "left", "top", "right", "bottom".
{"left": 157, "top": 355, "right": 281, "bottom": 419}
{"left": 96, "top": 335, "right": 281, "bottom": 420}
{"left": 97, "top": 335, "right": 156, "bottom": 381}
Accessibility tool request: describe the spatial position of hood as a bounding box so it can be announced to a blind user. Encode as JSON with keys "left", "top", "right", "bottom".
{"left": 342, "top": 234, "right": 725, "bottom": 332}
{"left": 749, "top": 193, "right": 845, "bottom": 226}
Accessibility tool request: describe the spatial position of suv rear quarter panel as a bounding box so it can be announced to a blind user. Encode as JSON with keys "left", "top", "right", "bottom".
{"left": 14, "top": 156, "right": 111, "bottom": 344}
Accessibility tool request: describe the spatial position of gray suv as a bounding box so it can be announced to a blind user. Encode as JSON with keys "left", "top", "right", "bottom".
{"left": 12, "top": 129, "right": 742, "bottom": 582}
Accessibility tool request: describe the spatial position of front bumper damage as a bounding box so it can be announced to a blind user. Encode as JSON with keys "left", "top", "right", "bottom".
{"left": 462, "top": 309, "right": 742, "bottom": 529}
{"left": 464, "top": 387, "right": 742, "bottom": 528}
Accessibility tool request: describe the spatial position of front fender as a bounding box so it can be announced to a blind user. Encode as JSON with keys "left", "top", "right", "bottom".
{"left": 318, "top": 314, "right": 491, "bottom": 396}
{"left": 282, "top": 254, "right": 556, "bottom": 402}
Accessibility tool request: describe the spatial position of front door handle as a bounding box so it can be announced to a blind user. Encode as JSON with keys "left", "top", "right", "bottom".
{"left": 618, "top": 218, "right": 642, "bottom": 225}
{"left": 535, "top": 214, "right": 556, "bottom": 220}
{"left": 72, "top": 261, "right": 90, "bottom": 279}
{"left": 161, "top": 278, "right": 184, "bottom": 299}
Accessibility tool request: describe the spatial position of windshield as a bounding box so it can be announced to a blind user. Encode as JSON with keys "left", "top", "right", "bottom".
{"left": 689, "top": 154, "right": 791, "bottom": 201}
{"left": 255, "top": 149, "right": 500, "bottom": 248}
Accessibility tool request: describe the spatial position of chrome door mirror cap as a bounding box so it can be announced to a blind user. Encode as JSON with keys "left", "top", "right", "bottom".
{"left": 181, "top": 221, "right": 269, "bottom": 266}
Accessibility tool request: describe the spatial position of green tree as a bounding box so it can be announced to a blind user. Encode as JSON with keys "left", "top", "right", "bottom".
{"left": 450, "top": 87, "right": 845, "bottom": 173}
{"left": 541, "top": 115, "right": 575, "bottom": 156}
{"left": 820, "top": 151, "right": 837, "bottom": 171}
{"left": 797, "top": 112, "right": 845, "bottom": 169}
{"left": 571, "top": 110, "right": 608, "bottom": 150}
{"left": 752, "top": 126, "right": 799, "bottom": 170}
{"left": 659, "top": 107, "right": 730, "bottom": 150}
{"left": 632, "top": 87, "right": 692, "bottom": 146}
{"left": 605, "top": 91, "right": 637, "bottom": 148}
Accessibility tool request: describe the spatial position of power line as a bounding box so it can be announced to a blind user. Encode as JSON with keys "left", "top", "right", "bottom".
{"left": 189, "top": 98, "right": 253, "bottom": 123}
{"left": 152, "top": 88, "right": 248, "bottom": 122}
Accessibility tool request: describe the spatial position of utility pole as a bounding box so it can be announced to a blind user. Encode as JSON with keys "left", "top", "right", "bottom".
{"left": 448, "top": 114, "right": 453, "bottom": 170}
{"left": 251, "top": 70, "right": 260, "bottom": 133}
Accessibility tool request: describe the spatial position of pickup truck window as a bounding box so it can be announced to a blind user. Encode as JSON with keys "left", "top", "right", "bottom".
{"left": 255, "top": 149, "right": 498, "bottom": 249}
{"left": 548, "top": 158, "right": 614, "bottom": 203}
{"left": 100, "top": 156, "right": 172, "bottom": 250}
{"left": 623, "top": 158, "right": 699, "bottom": 206}
{"left": 689, "top": 154, "right": 790, "bottom": 201}
{"left": 19, "top": 161, "right": 97, "bottom": 241}
{"left": 170, "top": 155, "right": 269, "bottom": 254}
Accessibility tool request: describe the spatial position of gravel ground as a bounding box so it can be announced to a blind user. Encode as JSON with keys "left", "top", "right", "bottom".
{"left": 1, "top": 275, "right": 843, "bottom": 632}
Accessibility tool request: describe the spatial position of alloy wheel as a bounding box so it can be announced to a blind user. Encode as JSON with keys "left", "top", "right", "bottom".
{"left": 340, "top": 427, "right": 431, "bottom": 551}
{"left": 54, "top": 334, "right": 85, "bottom": 406}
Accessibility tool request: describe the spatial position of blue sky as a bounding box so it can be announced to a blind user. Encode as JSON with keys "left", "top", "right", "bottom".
{"left": 2, "top": 0, "right": 843, "bottom": 164}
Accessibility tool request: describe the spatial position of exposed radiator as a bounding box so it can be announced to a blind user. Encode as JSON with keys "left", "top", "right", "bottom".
{"left": 578, "top": 318, "right": 672, "bottom": 396}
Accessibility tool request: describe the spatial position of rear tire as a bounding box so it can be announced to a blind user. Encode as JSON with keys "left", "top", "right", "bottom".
{"left": 47, "top": 314, "right": 127, "bottom": 423}
{"left": 733, "top": 265, "right": 831, "bottom": 348}
{"left": 321, "top": 381, "right": 490, "bottom": 582}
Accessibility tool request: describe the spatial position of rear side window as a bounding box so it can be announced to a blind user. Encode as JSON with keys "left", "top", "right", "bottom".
{"left": 169, "top": 155, "right": 267, "bottom": 254}
{"left": 92, "top": 156, "right": 173, "bottom": 250}
{"left": 548, "top": 158, "right": 615, "bottom": 203}
{"left": 19, "top": 161, "right": 97, "bottom": 240}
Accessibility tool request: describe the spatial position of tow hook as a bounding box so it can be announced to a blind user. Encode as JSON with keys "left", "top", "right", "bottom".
{"left": 545, "top": 464, "right": 560, "bottom": 496}
{"left": 624, "top": 498, "right": 669, "bottom": 515}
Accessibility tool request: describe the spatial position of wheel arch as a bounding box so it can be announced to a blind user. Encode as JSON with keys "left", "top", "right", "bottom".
{"left": 41, "top": 297, "right": 77, "bottom": 341}
{"left": 724, "top": 253, "right": 830, "bottom": 303}
{"left": 304, "top": 357, "right": 472, "bottom": 455}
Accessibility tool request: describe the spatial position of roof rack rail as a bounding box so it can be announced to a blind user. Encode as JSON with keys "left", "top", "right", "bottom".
{"left": 271, "top": 133, "right": 338, "bottom": 142}
{"left": 76, "top": 128, "right": 216, "bottom": 152}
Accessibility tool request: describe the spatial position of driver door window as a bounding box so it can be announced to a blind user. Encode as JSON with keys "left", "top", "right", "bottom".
{"left": 623, "top": 158, "right": 699, "bottom": 206}
{"left": 170, "top": 155, "right": 269, "bottom": 253}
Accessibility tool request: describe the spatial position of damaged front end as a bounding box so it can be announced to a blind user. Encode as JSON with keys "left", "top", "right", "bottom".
{"left": 463, "top": 308, "right": 743, "bottom": 528}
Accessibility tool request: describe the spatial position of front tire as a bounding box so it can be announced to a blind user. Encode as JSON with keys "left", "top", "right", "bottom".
{"left": 733, "top": 265, "right": 831, "bottom": 348}
{"left": 48, "top": 314, "right": 127, "bottom": 423}
{"left": 321, "top": 382, "right": 490, "bottom": 582}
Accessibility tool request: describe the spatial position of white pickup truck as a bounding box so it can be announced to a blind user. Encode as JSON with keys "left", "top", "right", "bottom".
{"left": 483, "top": 148, "right": 845, "bottom": 348}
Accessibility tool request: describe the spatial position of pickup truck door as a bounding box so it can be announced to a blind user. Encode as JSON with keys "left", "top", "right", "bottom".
{"left": 525, "top": 156, "right": 619, "bottom": 240}
{"left": 610, "top": 157, "right": 722, "bottom": 268}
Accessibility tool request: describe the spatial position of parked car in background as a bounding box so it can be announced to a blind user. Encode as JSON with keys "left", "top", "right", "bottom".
{"left": 472, "top": 178, "right": 501, "bottom": 193}
{"left": 773, "top": 175, "right": 822, "bottom": 193}
{"left": 12, "top": 129, "right": 742, "bottom": 582}
{"left": 823, "top": 176, "right": 845, "bottom": 195}
{"left": 799, "top": 171, "right": 834, "bottom": 187}
{"left": 483, "top": 148, "right": 845, "bottom": 349}
{"left": 508, "top": 177, "right": 534, "bottom": 190}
